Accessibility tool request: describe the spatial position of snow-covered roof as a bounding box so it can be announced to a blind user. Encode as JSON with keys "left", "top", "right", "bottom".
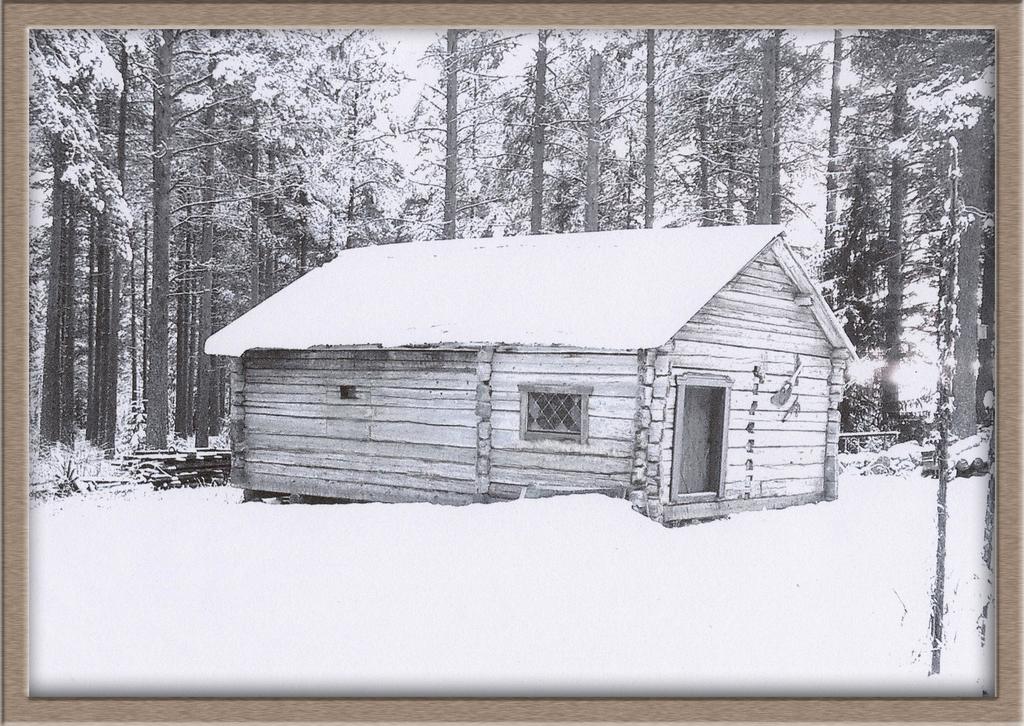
{"left": 206, "top": 225, "right": 851, "bottom": 356}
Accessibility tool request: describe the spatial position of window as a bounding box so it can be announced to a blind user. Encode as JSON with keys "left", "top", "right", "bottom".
{"left": 338, "top": 385, "right": 358, "bottom": 399}
{"left": 519, "top": 384, "right": 592, "bottom": 443}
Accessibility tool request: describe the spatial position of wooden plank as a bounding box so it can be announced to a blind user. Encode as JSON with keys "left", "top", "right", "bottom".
{"left": 243, "top": 471, "right": 480, "bottom": 506}
{"left": 700, "top": 294, "right": 818, "bottom": 327}
{"left": 246, "top": 450, "right": 475, "bottom": 481}
{"left": 725, "top": 461, "right": 824, "bottom": 482}
{"left": 724, "top": 428, "right": 826, "bottom": 448}
{"left": 725, "top": 444, "right": 825, "bottom": 467}
{"left": 247, "top": 358, "right": 477, "bottom": 373}
{"left": 246, "top": 432, "right": 477, "bottom": 463}
{"left": 248, "top": 348, "right": 476, "bottom": 364}
{"left": 689, "top": 310, "right": 830, "bottom": 346}
{"left": 246, "top": 461, "right": 480, "bottom": 495}
{"left": 488, "top": 466, "right": 629, "bottom": 490}
{"left": 662, "top": 491, "right": 823, "bottom": 521}
{"left": 713, "top": 287, "right": 820, "bottom": 314}
{"left": 725, "top": 275, "right": 797, "bottom": 298}
{"left": 660, "top": 355, "right": 830, "bottom": 381}
{"left": 491, "top": 352, "right": 637, "bottom": 376}
{"left": 490, "top": 393, "right": 636, "bottom": 420}
{"left": 243, "top": 403, "right": 479, "bottom": 427}
{"left": 675, "top": 324, "right": 833, "bottom": 357}
{"left": 491, "top": 428, "right": 634, "bottom": 458}
{"left": 490, "top": 448, "right": 633, "bottom": 475}
{"left": 490, "top": 409, "right": 634, "bottom": 440}
{"left": 369, "top": 421, "right": 477, "bottom": 448}
{"left": 245, "top": 371, "right": 478, "bottom": 388}
{"left": 490, "top": 376, "right": 638, "bottom": 398}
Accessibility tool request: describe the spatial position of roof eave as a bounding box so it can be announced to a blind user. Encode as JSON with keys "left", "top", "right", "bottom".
{"left": 769, "top": 239, "right": 859, "bottom": 361}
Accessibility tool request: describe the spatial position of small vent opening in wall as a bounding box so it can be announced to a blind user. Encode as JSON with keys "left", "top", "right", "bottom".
{"left": 339, "top": 385, "right": 358, "bottom": 399}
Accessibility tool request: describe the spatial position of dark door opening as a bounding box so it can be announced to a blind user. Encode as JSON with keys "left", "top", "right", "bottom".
{"left": 671, "top": 380, "right": 730, "bottom": 499}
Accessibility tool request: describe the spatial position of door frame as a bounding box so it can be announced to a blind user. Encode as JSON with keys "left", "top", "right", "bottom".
{"left": 669, "top": 373, "right": 733, "bottom": 502}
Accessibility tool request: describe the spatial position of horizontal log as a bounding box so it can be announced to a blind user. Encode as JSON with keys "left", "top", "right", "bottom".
{"left": 490, "top": 377, "right": 639, "bottom": 398}
{"left": 668, "top": 340, "right": 831, "bottom": 366}
{"left": 725, "top": 461, "right": 824, "bottom": 483}
{"left": 713, "top": 287, "right": 821, "bottom": 315}
{"left": 725, "top": 445, "right": 825, "bottom": 467}
{"left": 246, "top": 461, "right": 480, "bottom": 495}
{"left": 490, "top": 448, "right": 633, "bottom": 476}
{"left": 243, "top": 471, "right": 480, "bottom": 506}
{"left": 675, "top": 323, "right": 833, "bottom": 357}
{"left": 369, "top": 421, "right": 477, "bottom": 448}
{"left": 243, "top": 403, "right": 478, "bottom": 427}
{"left": 659, "top": 355, "right": 830, "bottom": 382}
{"left": 489, "top": 409, "right": 635, "bottom": 440}
{"left": 491, "top": 428, "right": 634, "bottom": 458}
{"left": 663, "top": 491, "right": 823, "bottom": 521}
{"left": 246, "top": 449, "right": 474, "bottom": 481}
{"left": 247, "top": 358, "right": 477, "bottom": 374}
{"left": 491, "top": 352, "right": 637, "bottom": 376}
{"left": 700, "top": 294, "right": 818, "bottom": 327}
{"left": 688, "top": 310, "right": 830, "bottom": 347}
{"left": 246, "top": 433, "right": 477, "bottom": 463}
{"left": 489, "top": 394, "right": 637, "bottom": 420}
{"left": 246, "top": 371, "right": 478, "bottom": 388}
{"left": 248, "top": 348, "right": 476, "bottom": 363}
{"left": 489, "top": 466, "right": 629, "bottom": 490}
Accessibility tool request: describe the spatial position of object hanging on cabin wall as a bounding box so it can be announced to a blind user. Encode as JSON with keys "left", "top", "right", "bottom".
{"left": 770, "top": 354, "right": 803, "bottom": 407}
{"left": 782, "top": 395, "right": 801, "bottom": 423}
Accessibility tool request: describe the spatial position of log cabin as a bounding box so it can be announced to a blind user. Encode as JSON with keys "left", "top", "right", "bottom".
{"left": 205, "top": 225, "right": 856, "bottom": 524}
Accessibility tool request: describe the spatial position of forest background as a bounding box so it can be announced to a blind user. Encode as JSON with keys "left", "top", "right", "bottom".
{"left": 27, "top": 28, "right": 995, "bottom": 455}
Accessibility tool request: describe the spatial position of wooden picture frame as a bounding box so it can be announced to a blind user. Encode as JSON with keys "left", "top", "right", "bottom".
{"left": 3, "top": 1, "right": 1020, "bottom": 723}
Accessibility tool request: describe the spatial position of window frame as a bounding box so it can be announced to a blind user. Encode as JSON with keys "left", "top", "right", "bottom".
{"left": 518, "top": 383, "right": 593, "bottom": 444}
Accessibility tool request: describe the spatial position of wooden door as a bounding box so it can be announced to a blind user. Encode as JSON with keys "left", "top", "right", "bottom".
{"left": 671, "top": 380, "right": 729, "bottom": 498}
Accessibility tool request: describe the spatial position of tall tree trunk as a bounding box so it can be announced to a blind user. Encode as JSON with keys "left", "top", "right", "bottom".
{"left": 250, "top": 115, "right": 261, "bottom": 306}
{"left": 974, "top": 101, "right": 996, "bottom": 429}
{"left": 129, "top": 238, "right": 138, "bottom": 405}
{"left": 755, "top": 30, "right": 780, "bottom": 224}
{"left": 879, "top": 81, "right": 908, "bottom": 432}
{"left": 530, "top": 30, "right": 548, "bottom": 235}
{"left": 99, "top": 45, "right": 130, "bottom": 455}
{"left": 724, "top": 108, "right": 738, "bottom": 224}
{"left": 95, "top": 217, "right": 109, "bottom": 448}
{"left": 824, "top": 30, "right": 843, "bottom": 256}
{"left": 141, "top": 212, "right": 149, "bottom": 407}
{"left": 194, "top": 60, "right": 217, "bottom": 448}
{"left": 40, "top": 138, "right": 67, "bottom": 444}
{"left": 952, "top": 124, "right": 985, "bottom": 438}
{"left": 696, "top": 92, "right": 712, "bottom": 226}
{"left": 643, "top": 29, "right": 656, "bottom": 229}
{"left": 929, "top": 138, "right": 961, "bottom": 677}
{"left": 86, "top": 217, "right": 98, "bottom": 443}
{"left": 59, "top": 190, "right": 80, "bottom": 444}
{"left": 443, "top": 29, "right": 459, "bottom": 240}
{"left": 584, "top": 52, "right": 603, "bottom": 232}
{"left": 174, "top": 224, "right": 191, "bottom": 440}
{"left": 146, "top": 29, "right": 174, "bottom": 449}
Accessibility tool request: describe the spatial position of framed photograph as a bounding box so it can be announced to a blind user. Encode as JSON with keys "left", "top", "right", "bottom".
{"left": 4, "top": 1, "right": 1020, "bottom": 723}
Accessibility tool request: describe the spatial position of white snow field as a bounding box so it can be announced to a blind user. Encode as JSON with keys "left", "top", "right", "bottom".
{"left": 30, "top": 473, "right": 993, "bottom": 697}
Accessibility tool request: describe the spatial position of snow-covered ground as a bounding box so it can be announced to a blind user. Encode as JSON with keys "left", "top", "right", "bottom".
{"left": 30, "top": 473, "right": 993, "bottom": 697}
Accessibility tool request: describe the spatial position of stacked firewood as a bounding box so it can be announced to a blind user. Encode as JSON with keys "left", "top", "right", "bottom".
{"left": 118, "top": 448, "right": 232, "bottom": 489}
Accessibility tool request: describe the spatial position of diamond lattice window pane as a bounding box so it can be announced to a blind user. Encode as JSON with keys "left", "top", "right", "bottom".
{"left": 527, "top": 392, "right": 582, "bottom": 434}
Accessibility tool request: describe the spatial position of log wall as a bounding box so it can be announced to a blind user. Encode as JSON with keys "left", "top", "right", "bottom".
{"left": 237, "top": 348, "right": 482, "bottom": 504}
{"left": 641, "top": 248, "right": 848, "bottom": 522}
{"left": 486, "top": 348, "right": 638, "bottom": 499}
